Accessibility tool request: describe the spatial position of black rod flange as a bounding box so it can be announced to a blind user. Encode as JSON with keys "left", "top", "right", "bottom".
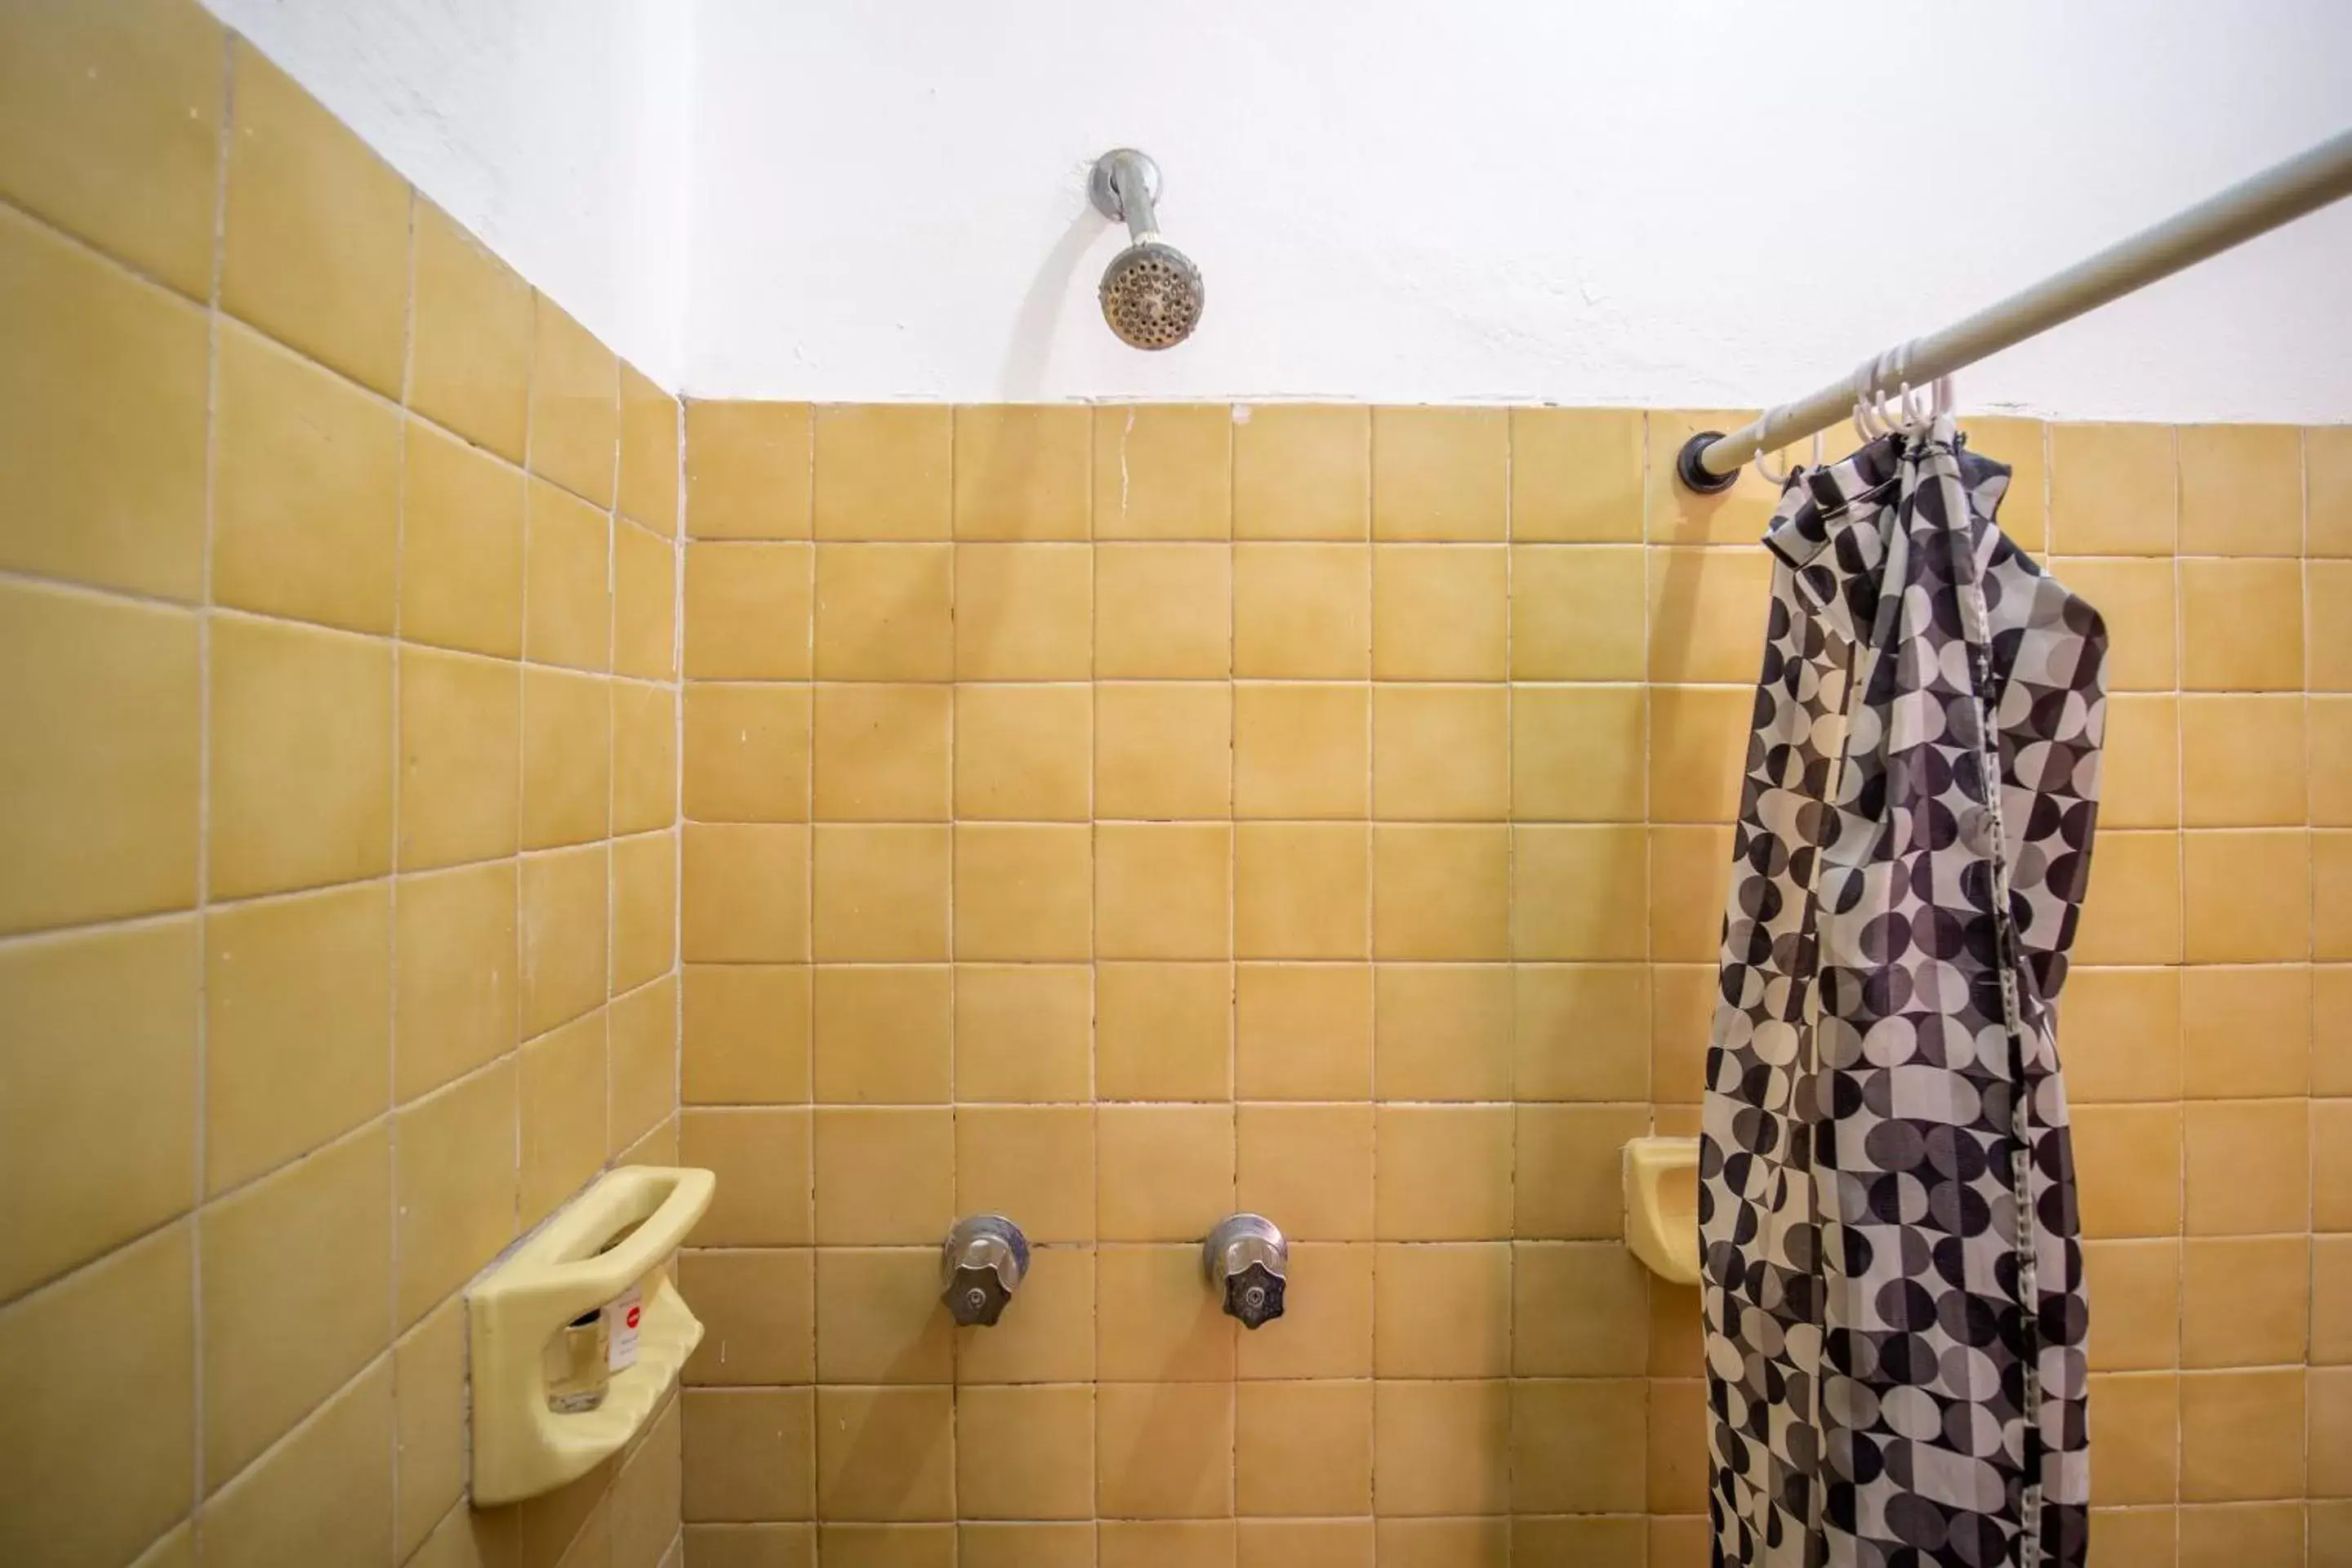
{"left": 1674, "top": 430, "right": 1740, "bottom": 494}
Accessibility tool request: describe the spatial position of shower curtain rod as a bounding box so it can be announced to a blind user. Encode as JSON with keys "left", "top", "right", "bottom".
{"left": 1676, "top": 126, "right": 2352, "bottom": 492}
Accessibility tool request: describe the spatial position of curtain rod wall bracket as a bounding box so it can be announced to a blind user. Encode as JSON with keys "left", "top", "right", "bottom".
{"left": 1676, "top": 430, "right": 1741, "bottom": 494}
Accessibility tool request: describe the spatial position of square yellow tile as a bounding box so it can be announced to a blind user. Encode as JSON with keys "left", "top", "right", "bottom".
{"left": 813, "top": 684, "right": 951, "bottom": 822}
{"left": 1513, "top": 1241, "right": 1651, "bottom": 1376}
{"left": 1096, "top": 1383, "right": 1234, "bottom": 1520}
{"left": 687, "top": 400, "right": 811, "bottom": 539}
{"left": 954, "top": 964, "right": 1092, "bottom": 1103}
{"left": 199, "top": 1122, "right": 391, "bottom": 1481}
{"left": 1646, "top": 545, "right": 1774, "bottom": 684}
{"left": 1234, "top": 963, "right": 1371, "bottom": 1100}
{"left": 524, "top": 477, "right": 612, "bottom": 671}
{"left": 1372, "top": 544, "right": 1506, "bottom": 680}
{"left": 0, "top": 1223, "right": 194, "bottom": 1567}
{"left": 955, "top": 543, "right": 1093, "bottom": 679}
{"left": 679, "top": 1250, "right": 813, "bottom": 1386}
{"left": 2180, "top": 558, "right": 2302, "bottom": 691}
{"left": 518, "top": 844, "right": 608, "bottom": 1038}
{"left": 409, "top": 203, "right": 532, "bottom": 464}
{"left": 1238, "top": 1104, "right": 1373, "bottom": 1241}
{"left": 1098, "top": 1103, "right": 1234, "bottom": 1241}
{"left": 1094, "top": 404, "right": 1231, "bottom": 540}
{"left": 812, "top": 964, "right": 951, "bottom": 1105}
{"left": 2185, "top": 1098, "right": 2308, "bottom": 1236}
{"left": 1374, "top": 1103, "right": 1512, "bottom": 1241}
{"left": 392, "top": 1299, "right": 465, "bottom": 1554}
{"left": 0, "top": 0, "right": 225, "bottom": 297}
{"left": 2049, "top": 422, "right": 2177, "bottom": 555}
{"left": 953, "top": 405, "right": 1089, "bottom": 541}
{"left": 400, "top": 420, "right": 525, "bottom": 659}
{"left": 808, "top": 404, "right": 949, "bottom": 541}
{"left": 682, "top": 963, "right": 810, "bottom": 1107}
{"left": 1373, "top": 685, "right": 1507, "bottom": 821}
{"left": 1, "top": 580, "right": 199, "bottom": 932}
{"left": 392, "top": 1059, "right": 516, "bottom": 1326}
{"left": 814, "top": 543, "right": 954, "bottom": 680}
{"left": 1098, "top": 823, "right": 1232, "bottom": 960}
{"left": 957, "top": 1249, "right": 1094, "bottom": 1385}
{"left": 520, "top": 666, "right": 611, "bottom": 850}
{"left": 2181, "top": 965, "right": 2309, "bottom": 1098}
{"left": 2179, "top": 425, "right": 2302, "bottom": 556}
{"left": 2100, "top": 694, "right": 2180, "bottom": 828}
{"left": 685, "top": 541, "right": 813, "bottom": 679}
{"left": 957, "top": 1385, "right": 1094, "bottom": 1520}
{"left": 397, "top": 646, "right": 519, "bottom": 870}
{"left": 812, "top": 1106, "right": 953, "bottom": 1246}
{"left": 1510, "top": 1378, "right": 1648, "bottom": 1514}
{"left": 1098, "top": 1243, "right": 1238, "bottom": 1379}
{"left": 1638, "top": 964, "right": 1705, "bottom": 1105}
{"left": 2071, "top": 831, "right": 2182, "bottom": 966}
{"left": 2180, "top": 1369, "right": 2305, "bottom": 1503}
{"left": 953, "top": 823, "right": 1091, "bottom": 961}
{"left": 1236, "top": 1241, "right": 1371, "bottom": 1382}
{"left": 813, "top": 824, "right": 951, "bottom": 961}
{"left": 1370, "top": 1379, "right": 1509, "bottom": 1517}
{"left": 956, "top": 684, "right": 1090, "bottom": 820}
{"left": 680, "top": 1107, "right": 813, "bottom": 1246}
{"left": 956, "top": 1103, "right": 1095, "bottom": 1242}
{"left": 614, "top": 519, "right": 676, "bottom": 680}
{"left": 682, "top": 823, "right": 809, "bottom": 964}
{"left": 2083, "top": 1239, "right": 2180, "bottom": 1371}
{"left": 2061, "top": 967, "right": 2183, "bottom": 1102}
{"left": 1373, "top": 823, "right": 1509, "bottom": 960}
{"left": 611, "top": 832, "right": 677, "bottom": 995}
{"left": 2183, "top": 830, "right": 2307, "bottom": 963}
{"left": 1234, "top": 543, "right": 1370, "bottom": 679}
{"left": 1233, "top": 682, "right": 1368, "bottom": 820}
{"left": 1510, "top": 408, "right": 1644, "bottom": 542}
{"left": 1098, "top": 543, "right": 1232, "bottom": 678}
{"left": 2085, "top": 1372, "right": 2177, "bottom": 1506}
{"left": 609, "top": 681, "right": 691, "bottom": 844}
{"left": 817, "top": 1245, "right": 953, "bottom": 1385}
{"left": 1235, "top": 822, "right": 1369, "bottom": 959}
{"left": 684, "top": 681, "right": 811, "bottom": 823}
{"left": 679, "top": 1385, "right": 813, "bottom": 1521}
{"left": 529, "top": 297, "right": 619, "bottom": 508}
{"left": 2315, "top": 560, "right": 2352, "bottom": 692}
{"left": 812, "top": 1387, "right": 953, "bottom": 1521}
{"left": 1646, "top": 408, "right": 1778, "bottom": 547}
{"left": 2072, "top": 1103, "right": 2183, "bottom": 1238}
{"left": 212, "top": 323, "right": 401, "bottom": 633}
{"left": 2181, "top": 1236, "right": 2309, "bottom": 1369}
{"left": 1514, "top": 684, "right": 1646, "bottom": 822}
{"left": 1096, "top": 683, "right": 1232, "bottom": 820}
{"left": 1648, "top": 822, "right": 1733, "bottom": 961}
{"left": 1649, "top": 684, "right": 1751, "bottom": 823}
{"left": 0, "top": 919, "right": 197, "bottom": 1300}
{"left": 1098, "top": 962, "right": 1232, "bottom": 1101}
{"left": 393, "top": 861, "right": 517, "bottom": 1102}
{"left": 1510, "top": 544, "right": 1647, "bottom": 680}
{"left": 2315, "top": 698, "right": 2352, "bottom": 826}
{"left": 208, "top": 612, "right": 391, "bottom": 902}
{"left": 1233, "top": 1380, "right": 1373, "bottom": 1517}
{"left": 221, "top": 42, "right": 408, "bottom": 398}
{"left": 1372, "top": 407, "right": 1508, "bottom": 541}
{"left": 0, "top": 205, "right": 208, "bottom": 599}
{"left": 1375, "top": 964, "right": 1512, "bottom": 1101}
{"left": 2314, "top": 425, "right": 2352, "bottom": 556}
{"left": 2053, "top": 558, "right": 2176, "bottom": 692}
{"left": 617, "top": 364, "right": 678, "bottom": 536}
{"left": 1512, "top": 825, "right": 1646, "bottom": 961}
{"left": 1233, "top": 404, "right": 1368, "bottom": 540}
{"left": 1516, "top": 1103, "right": 1651, "bottom": 1239}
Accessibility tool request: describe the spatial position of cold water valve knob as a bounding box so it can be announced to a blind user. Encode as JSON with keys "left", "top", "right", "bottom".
{"left": 1204, "top": 1213, "right": 1288, "bottom": 1330}
{"left": 940, "top": 1214, "right": 1029, "bottom": 1327}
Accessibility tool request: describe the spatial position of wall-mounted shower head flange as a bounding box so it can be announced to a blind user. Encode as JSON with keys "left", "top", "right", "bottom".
{"left": 1089, "top": 149, "right": 1162, "bottom": 229}
{"left": 1674, "top": 430, "right": 1740, "bottom": 494}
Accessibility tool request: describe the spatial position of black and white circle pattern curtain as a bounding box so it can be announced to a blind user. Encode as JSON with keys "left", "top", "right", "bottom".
{"left": 1698, "top": 418, "right": 2100, "bottom": 1568}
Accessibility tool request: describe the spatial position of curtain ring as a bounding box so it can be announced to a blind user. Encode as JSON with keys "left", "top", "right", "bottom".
{"left": 1753, "top": 404, "right": 1793, "bottom": 487}
{"left": 1852, "top": 357, "right": 1886, "bottom": 441}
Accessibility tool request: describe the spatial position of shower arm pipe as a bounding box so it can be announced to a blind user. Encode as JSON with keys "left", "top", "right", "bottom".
{"left": 1678, "top": 126, "right": 2352, "bottom": 490}
{"left": 1103, "top": 149, "right": 1161, "bottom": 243}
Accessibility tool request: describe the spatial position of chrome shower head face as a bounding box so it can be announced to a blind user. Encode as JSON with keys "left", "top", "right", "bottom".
{"left": 1099, "top": 240, "right": 1204, "bottom": 350}
{"left": 1089, "top": 149, "right": 1203, "bottom": 350}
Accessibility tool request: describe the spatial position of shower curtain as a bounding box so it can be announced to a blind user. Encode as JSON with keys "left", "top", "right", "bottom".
{"left": 1698, "top": 417, "right": 2099, "bottom": 1568}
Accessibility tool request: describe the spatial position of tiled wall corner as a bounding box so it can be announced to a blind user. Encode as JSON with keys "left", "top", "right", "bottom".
{"left": 0, "top": 5, "right": 685, "bottom": 1566}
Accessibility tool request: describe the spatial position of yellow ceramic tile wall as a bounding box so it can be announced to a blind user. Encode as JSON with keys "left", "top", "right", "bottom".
{"left": 0, "top": 11, "right": 684, "bottom": 1567}
{"left": 674, "top": 399, "right": 2342, "bottom": 1556}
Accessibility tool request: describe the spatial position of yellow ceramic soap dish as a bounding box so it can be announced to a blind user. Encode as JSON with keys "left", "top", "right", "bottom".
{"left": 1622, "top": 1136, "right": 1701, "bottom": 1286}
{"left": 469, "top": 1165, "right": 714, "bottom": 1506}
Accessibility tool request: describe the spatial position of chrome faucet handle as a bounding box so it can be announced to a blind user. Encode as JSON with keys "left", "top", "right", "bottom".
{"left": 1203, "top": 1213, "right": 1288, "bottom": 1330}
{"left": 941, "top": 1214, "right": 1029, "bottom": 1327}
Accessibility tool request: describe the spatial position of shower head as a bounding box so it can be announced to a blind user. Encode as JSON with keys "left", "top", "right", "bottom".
{"left": 1089, "top": 149, "right": 1204, "bottom": 350}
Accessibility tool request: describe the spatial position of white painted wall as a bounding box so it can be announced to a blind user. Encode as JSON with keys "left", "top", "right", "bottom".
{"left": 202, "top": 0, "right": 693, "bottom": 389}
{"left": 210, "top": 0, "right": 2352, "bottom": 419}
{"left": 685, "top": 0, "right": 2352, "bottom": 418}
